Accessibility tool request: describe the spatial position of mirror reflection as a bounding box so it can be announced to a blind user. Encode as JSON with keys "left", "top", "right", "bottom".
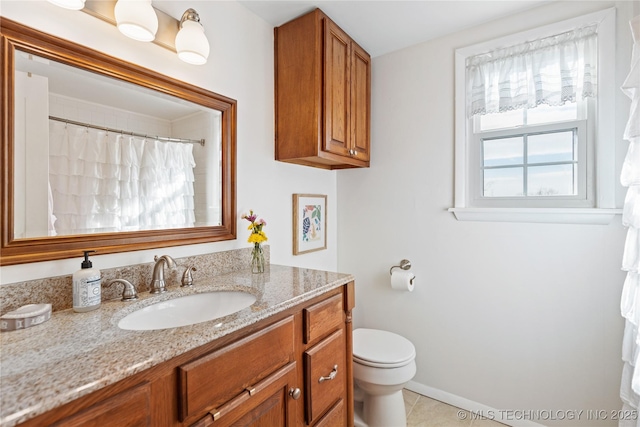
{"left": 13, "top": 50, "right": 222, "bottom": 239}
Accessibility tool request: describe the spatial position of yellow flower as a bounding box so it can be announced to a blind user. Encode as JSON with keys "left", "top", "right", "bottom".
{"left": 242, "top": 210, "right": 268, "bottom": 245}
{"left": 248, "top": 233, "right": 267, "bottom": 244}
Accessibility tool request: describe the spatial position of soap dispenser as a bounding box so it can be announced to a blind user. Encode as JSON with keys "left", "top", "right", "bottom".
{"left": 73, "top": 250, "right": 101, "bottom": 312}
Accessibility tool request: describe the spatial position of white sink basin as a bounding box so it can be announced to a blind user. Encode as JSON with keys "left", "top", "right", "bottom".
{"left": 118, "top": 291, "right": 257, "bottom": 331}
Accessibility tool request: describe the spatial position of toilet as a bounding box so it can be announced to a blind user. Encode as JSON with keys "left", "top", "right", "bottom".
{"left": 352, "top": 328, "right": 417, "bottom": 427}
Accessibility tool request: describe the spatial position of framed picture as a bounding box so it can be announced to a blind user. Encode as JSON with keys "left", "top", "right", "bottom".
{"left": 293, "top": 194, "right": 327, "bottom": 255}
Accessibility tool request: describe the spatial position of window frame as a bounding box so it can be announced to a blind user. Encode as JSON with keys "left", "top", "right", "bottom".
{"left": 450, "top": 7, "right": 620, "bottom": 224}
{"left": 472, "top": 117, "right": 590, "bottom": 208}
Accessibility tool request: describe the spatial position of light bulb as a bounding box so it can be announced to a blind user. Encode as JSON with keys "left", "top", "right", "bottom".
{"left": 175, "top": 9, "right": 210, "bottom": 65}
{"left": 114, "top": 0, "right": 158, "bottom": 42}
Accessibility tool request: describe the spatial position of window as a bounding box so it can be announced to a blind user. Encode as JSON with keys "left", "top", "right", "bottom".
{"left": 473, "top": 102, "right": 590, "bottom": 207}
{"left": 451, "top": 8, "right": 619, "bottom": 224}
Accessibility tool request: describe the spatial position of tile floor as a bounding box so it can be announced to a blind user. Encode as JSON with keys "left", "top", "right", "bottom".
{"left": 404, "top": 390, "right": 507, "bottom": 427}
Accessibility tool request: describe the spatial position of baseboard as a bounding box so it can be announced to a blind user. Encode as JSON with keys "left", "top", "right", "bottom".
{"left": 405, "top": 381, "right": 546, "bottom": 427}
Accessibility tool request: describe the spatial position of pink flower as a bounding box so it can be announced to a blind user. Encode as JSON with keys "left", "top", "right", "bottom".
{"left": 242, "top": 210, "right": 257, "bottom": 223}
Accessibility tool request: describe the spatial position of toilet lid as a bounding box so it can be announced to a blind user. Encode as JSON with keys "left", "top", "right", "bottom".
{"left": 353, "top": 328, "right": 416, "bottom": 368}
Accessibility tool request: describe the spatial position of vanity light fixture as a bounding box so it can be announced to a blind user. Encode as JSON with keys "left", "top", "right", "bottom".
{"left": 114, "top": 0, "right": 158, "bottom": 42}
{"left": 47, "top": 0, "right": 86, "bottom": 10}
{"left": 175, "top": 8, "right": 210, "bottom": 65}
{"left": 48, "top": 0, "right": 208, "bottom": 65}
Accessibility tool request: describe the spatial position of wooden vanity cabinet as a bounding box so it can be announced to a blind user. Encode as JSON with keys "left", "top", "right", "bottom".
{"left": 16, "top": 282, "right": 355, "bottom": 427}
{"left": 275, "top": 8, "right": 371, "bottom": 170}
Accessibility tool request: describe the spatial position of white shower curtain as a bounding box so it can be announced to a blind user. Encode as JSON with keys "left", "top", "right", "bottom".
{"left": 620, "top": 14, "right": 640, "bottom": 427}
{"left": 48, "top": 121, "right": 195, "bottom": 235}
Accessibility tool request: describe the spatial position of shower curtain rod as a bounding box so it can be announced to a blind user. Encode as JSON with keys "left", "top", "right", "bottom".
{"left": 48, "top": 116, "right": 205, "bottom": 146}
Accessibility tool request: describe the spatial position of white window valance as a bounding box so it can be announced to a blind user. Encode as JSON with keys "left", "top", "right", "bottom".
{"left": 466, "top": 24, "right": 598, "bottom": 117}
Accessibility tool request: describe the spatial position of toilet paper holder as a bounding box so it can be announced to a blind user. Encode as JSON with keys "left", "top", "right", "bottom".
{"left": 389, "top": 259, "right": 412, "bottom": 275}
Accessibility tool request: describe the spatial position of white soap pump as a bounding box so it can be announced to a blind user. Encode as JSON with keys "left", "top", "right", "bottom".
{"left": 72, "top": 250, "right": 102, "bottom": 312}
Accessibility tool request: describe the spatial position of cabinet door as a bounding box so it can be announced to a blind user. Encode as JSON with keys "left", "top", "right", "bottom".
{"left": 323, "top": 18, "right": 351, "bottom": 157}
{"left": 51, "top": 382, "right": 150, "bottom": 426}
{"left": 350, "top": 42, "right": 371, "bottom": 162}
{"left": 314, "top": 399, "right": 345, "bottom": 427}
{"left": 190, "top": 362, "right": 298, "bottom": 427}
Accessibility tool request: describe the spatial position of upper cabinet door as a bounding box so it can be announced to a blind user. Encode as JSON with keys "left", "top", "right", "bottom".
{"left": 324, "top": 19, "right": 351, "bottom": 157}
{"left": 350, "top": 42, "right": 371, "bottom": 162}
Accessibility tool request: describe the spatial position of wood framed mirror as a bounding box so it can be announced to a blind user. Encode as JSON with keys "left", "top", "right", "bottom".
{"left": 1, "top": 19, "right": 237, "bottom": 266}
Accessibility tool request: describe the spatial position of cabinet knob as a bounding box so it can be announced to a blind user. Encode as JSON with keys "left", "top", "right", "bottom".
{"left": 289, "top": 387, "right": 301, "bottom": 400}
{"left": 353, "top": 150, "right": 358, "bottom": 156}
{"left": 318, "top": 365, "right": 338, "bottom": 383}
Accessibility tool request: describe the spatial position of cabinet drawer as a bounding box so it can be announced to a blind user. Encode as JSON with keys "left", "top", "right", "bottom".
{"left": 303, "top": 293, "right": 344, "bottom": 344}
{"left": 179, "top": 316, "right": 294, "bottom": 421}
{"left": 304, "top": 329, "right": 346, "bottom": 424}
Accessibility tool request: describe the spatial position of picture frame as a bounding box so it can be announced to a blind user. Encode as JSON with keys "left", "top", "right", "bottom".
{"left": 292, "top": 194, "right": 327, "bottom": 255}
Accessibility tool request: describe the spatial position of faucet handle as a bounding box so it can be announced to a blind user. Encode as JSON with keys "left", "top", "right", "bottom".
{"left": 107, "top": 279, "right": 138, "bottom": 301}
{"left": 181, "top": 266, "right": 197, "bottom": 287}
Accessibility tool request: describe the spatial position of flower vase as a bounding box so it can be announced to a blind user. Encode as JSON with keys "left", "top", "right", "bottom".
{"left": 251, "top": 243, "right": 265, "bottom": 274}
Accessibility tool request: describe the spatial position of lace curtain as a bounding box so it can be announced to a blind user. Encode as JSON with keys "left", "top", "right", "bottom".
{"left": 620, "top": 15, "right": 640, "bottom": 427}
{"left": 48, "top": 120, "right": 195, "bottom": 235}
{"left": 466, "top": 24, "right": 598, "bottom": 117}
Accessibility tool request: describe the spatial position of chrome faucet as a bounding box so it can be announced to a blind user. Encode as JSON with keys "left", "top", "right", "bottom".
{"left": 150, "top": 255, "right": 176, "bottom": 294}
{"left": 107, "top": 279, "right": 138, "bottom": 301}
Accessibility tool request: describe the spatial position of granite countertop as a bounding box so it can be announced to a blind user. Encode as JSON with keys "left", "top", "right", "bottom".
{"left": 0, "top": 264, "right": 354, "bottom": 427}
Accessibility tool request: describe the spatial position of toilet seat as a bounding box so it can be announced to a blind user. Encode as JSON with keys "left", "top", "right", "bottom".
{"left": 353, "top": 328, "right": 416, "bottom": 369}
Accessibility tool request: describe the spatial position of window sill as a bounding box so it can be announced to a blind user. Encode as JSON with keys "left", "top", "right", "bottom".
{"left": 448, "top": 208, "right": 622, "bottom": 225}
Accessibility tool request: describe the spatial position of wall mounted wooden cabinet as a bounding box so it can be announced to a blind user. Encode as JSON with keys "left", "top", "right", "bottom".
{"left": 275, "top": 9, "right": 371, "bottom": 169}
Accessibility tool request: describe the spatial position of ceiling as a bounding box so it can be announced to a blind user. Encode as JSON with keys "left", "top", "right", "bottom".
{"left": 238, "top": 0, "right": 553, "bottom": 57}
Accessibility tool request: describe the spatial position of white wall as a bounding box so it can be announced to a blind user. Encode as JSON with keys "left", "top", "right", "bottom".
{"left": 0, "top": 0, "right": 338, "bottom": 284}
{"left": 49, "top": 94, "right": 172, "bottom": 137}
{"left": 337, "top": 1, "right": 637, "bottom": 425}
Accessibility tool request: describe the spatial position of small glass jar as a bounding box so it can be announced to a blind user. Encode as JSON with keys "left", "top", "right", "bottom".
{"left": 251, "top": 243, "right": 265, "bottom": 274}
